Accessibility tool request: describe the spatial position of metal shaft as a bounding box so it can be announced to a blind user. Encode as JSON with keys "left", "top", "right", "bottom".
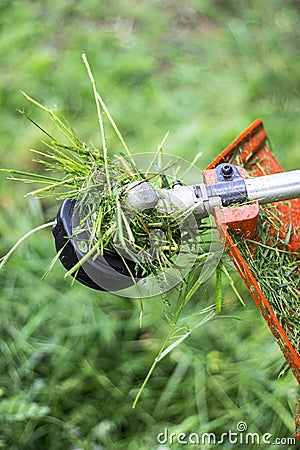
{"left": 245, "top": 170, "right": 300, "bottom": 205}
{"left": 126, "top": 168, "right": 300, "bottom": 220}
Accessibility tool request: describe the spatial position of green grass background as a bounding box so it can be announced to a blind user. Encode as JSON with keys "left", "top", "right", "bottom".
{"left": 0, "top": 1, "right": 299, "bottom": 448}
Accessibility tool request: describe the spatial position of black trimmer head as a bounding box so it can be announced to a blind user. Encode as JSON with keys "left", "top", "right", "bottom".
{"left": 52, "top": 198, "right": 139, "bottom": 291}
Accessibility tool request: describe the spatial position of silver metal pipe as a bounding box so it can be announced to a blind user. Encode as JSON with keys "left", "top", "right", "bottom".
{"left": 245, "top": 170, "right": 300, "bottom": 205}
{"left": 127, "top": 170, "right": 300, "bottom": 219}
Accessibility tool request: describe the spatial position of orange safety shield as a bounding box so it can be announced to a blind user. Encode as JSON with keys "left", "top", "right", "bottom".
{"left": 204, "top": 119, "right": 300, "bottom": 437}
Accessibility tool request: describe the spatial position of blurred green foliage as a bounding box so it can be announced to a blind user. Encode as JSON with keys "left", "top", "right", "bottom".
{"left": 0, "top": 0, "right": 299, "bottom": 448}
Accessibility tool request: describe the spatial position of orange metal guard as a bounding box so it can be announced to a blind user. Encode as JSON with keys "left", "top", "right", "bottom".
{"left": 204, "top": 119, "right": 300, "bottom": 438}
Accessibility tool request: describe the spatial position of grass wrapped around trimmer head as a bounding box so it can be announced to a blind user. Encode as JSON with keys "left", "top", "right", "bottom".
{"left": 1, "top": 47, "right": 217, "bottom": 291}
{"left": 4, "top": 93, "right": 188, "bottom": 280}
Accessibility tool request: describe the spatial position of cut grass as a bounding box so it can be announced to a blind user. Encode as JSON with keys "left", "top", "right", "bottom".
{"left": 233, "top": 207, "right": 300, "bottom": 355}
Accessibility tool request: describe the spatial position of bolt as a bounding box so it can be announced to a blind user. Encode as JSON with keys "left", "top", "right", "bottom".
{"left": 172, "top": 179, "right": 182, "bottom": 188}
{"left": 220, "top": 164, "right": 234, "bottom": 179}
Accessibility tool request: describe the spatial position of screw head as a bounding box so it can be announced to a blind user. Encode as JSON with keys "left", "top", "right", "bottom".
{"left": 172, "top": 179, "right": 182, "bottom": 188}
{"left": 220, "top": 164, "right": 234, "bottom": 179}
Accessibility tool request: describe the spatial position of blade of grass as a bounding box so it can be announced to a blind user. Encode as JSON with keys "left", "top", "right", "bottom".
{"left": 215, "top": 264, "right": 222, "bottom": 313}
{"left": 82, "top": 53, "right": 111, "bottom": 195}
{"left": 0, "top": 169, "right": 61, "bottom": 183}
{"left": 21, "top": 92, "right": 80, "bottom": 149}
{"left": 221, "top": 262, "right": 246, "bottom": 307}
{"left": 0, "top": 221, "right": 55, "bottom": 271}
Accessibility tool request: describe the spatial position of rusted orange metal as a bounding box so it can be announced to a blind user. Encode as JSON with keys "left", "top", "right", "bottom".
{"left": 204, "top": 119, "right": 300, "bottom": 438}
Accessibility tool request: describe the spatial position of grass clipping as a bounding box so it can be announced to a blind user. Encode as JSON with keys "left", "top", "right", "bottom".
{"left": 233, "top": 208, "right": 300, "bottom": 354}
